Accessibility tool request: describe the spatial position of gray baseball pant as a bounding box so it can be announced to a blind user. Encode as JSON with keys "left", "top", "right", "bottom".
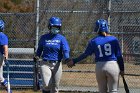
{"left": 0, "top": 66, "right": 4, "bottom": 82}
{"left": 95, "top": 61, "right": 120, "bottom": 93}
{"left": 40, "top": 61, "right": 62, "bottom": 93}
{"left": 0, "top": 54, "right": 4, "bottom": 82}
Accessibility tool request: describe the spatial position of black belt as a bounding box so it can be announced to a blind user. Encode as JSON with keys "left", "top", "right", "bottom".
{"left": 43, "top": 60, "right": 59, "bottom": 63}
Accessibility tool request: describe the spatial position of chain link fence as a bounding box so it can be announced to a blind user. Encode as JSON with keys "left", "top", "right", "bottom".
{"left": 0, "top": 0, "right": 140, "bottom": 92}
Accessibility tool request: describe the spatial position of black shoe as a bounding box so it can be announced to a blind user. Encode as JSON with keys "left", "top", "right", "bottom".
{"left": 42, "top": 90, "right": 50, "bottom": 93}
{"left": 1, "top": 79, "right": 8, "bottom": 87}
{"left": 1, "top": 80, "right": 12, "bottom": 93}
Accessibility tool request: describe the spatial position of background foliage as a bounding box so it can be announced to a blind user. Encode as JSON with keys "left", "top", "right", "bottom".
{"left": 0, "top": 0, "right": 34, "bottom": 12}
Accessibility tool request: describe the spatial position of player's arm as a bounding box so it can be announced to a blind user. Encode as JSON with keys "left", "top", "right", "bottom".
{"left": 73, "top": 40, "right": 94, "bottom": 64}
{"left": 67, "top": 51, "right": 91, "bottom": 68}
{"left": 3, "top": 45, "right": 8, "bottom": 59}
{"left": 36, "top": 36, "right": 43, "bottom": 57}
{"left": 114, "top": 39, "right": 124, "bottom": 74}
{"left": 61, "top": 37, "right": 70, "bottom": 61}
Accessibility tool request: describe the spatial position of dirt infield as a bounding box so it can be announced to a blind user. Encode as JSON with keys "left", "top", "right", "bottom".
{"left": 0, "top": 63, "right": 139, "bottom": 93}
{"left": 0, "top": 90, "right": 96, "bottom": 93}
{"left": 61, "top": 63, "right": 140, "bottom": 88}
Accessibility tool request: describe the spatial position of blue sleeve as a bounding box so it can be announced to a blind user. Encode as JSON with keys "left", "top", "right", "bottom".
{"left": 61, "top": 37, "right": 70, "bottom": 60}
{"left": 73, "top": 53, "right": 89, "bottom": 64}
{"left": 73, "top": 41, "right": 94, "bottom": 64}
{"left": 84, "top": 41, "right": 94, "bottom": 55}
{"left": 36, "top": 36, "right": 43, "bottom": 57}
{"left": 115, "top": 39, "right": 124, "bottom": 71}
{"left": 0, "top": 34, "right": 8, "bottom": 45}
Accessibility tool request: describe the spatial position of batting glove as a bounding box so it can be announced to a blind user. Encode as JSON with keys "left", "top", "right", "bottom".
{"left": 66, "top": 58, "right": 75, "bottom": 68}
{"left": 33, "top": 56, "right": 39, "bottom": 62}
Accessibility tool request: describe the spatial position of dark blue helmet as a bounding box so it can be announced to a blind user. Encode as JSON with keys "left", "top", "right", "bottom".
{"left": 49, "top": 17, "right": 62, "bottom": 27}
{"left": 94, "top": 19, "right": 109, "bottom": 33}
{"left": 48, "top": 17, "right": 62, "bottom": 34}
{"left": 0, "top": 20, "right": 5, "bottom": 31}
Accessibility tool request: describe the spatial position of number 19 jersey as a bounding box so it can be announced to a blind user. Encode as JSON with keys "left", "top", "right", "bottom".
{"left": 85, "top": 35, "right": 122, "bottom": 62}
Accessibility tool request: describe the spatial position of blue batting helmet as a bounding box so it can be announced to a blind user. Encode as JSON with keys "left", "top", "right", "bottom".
{"left": 94, "top": 19, "right": 109, "bottom": 33}
{"left": 49, "top": 17, "right": 62, "bottom": 27}
{"left": 0, "top": 20, "right": 5, "bottom": 31}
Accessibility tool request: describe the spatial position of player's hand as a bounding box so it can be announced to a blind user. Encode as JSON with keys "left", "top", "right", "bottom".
{"left": 33, "top": 56, "right": 39, "bottom": 62}
{"left": 66, "top": 58, "right": 75, "bottom": 68}
{"left": 120, "top": 71, "right": 125, "bottom": 77}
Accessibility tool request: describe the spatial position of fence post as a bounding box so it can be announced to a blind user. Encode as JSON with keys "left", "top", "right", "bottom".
{"left": 33, "top": 0, "right": 40, "bottom": 91}
{"left": 107, "top": 0, "right": 111, "bottom": 32}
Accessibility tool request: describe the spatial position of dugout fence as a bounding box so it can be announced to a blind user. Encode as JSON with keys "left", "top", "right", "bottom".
{"left": 0, "top": 0, "right": 140, "bottom": 93}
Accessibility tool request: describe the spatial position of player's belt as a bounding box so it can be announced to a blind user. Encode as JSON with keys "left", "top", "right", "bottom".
{"left": 44, "top": 60, "right": 59, "bottom": 63}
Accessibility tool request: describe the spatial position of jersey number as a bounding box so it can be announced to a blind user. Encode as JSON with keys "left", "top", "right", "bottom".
{"left": 97, "top": 43, "right": 112, "bottom": 57}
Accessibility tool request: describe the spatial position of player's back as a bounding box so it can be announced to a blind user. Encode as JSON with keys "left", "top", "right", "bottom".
{"left": 92, "top": 35, "right": 119, "bottom": 62}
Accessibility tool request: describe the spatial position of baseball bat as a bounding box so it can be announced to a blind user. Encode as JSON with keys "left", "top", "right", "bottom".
{"left": 5, "top": 59, "right": 11, "bottom": 93}
{"left": 33, "top": 40, "right": 40, "bottom": 91}
{"left": 33, "top": 59, "right": 40, "bottom": 91}
{"left": 121, "top": 76, "right": 130, "bottom": 93}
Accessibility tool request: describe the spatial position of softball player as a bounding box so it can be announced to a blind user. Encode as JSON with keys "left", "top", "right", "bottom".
{"left": 0, "top": 19, "right": 12, "bottom": 93}
{"left": 67, "top": 19, "right": 124, "bottom": 93}
{"left": 34, "top": 17, "right": 70, "bottom": 93}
